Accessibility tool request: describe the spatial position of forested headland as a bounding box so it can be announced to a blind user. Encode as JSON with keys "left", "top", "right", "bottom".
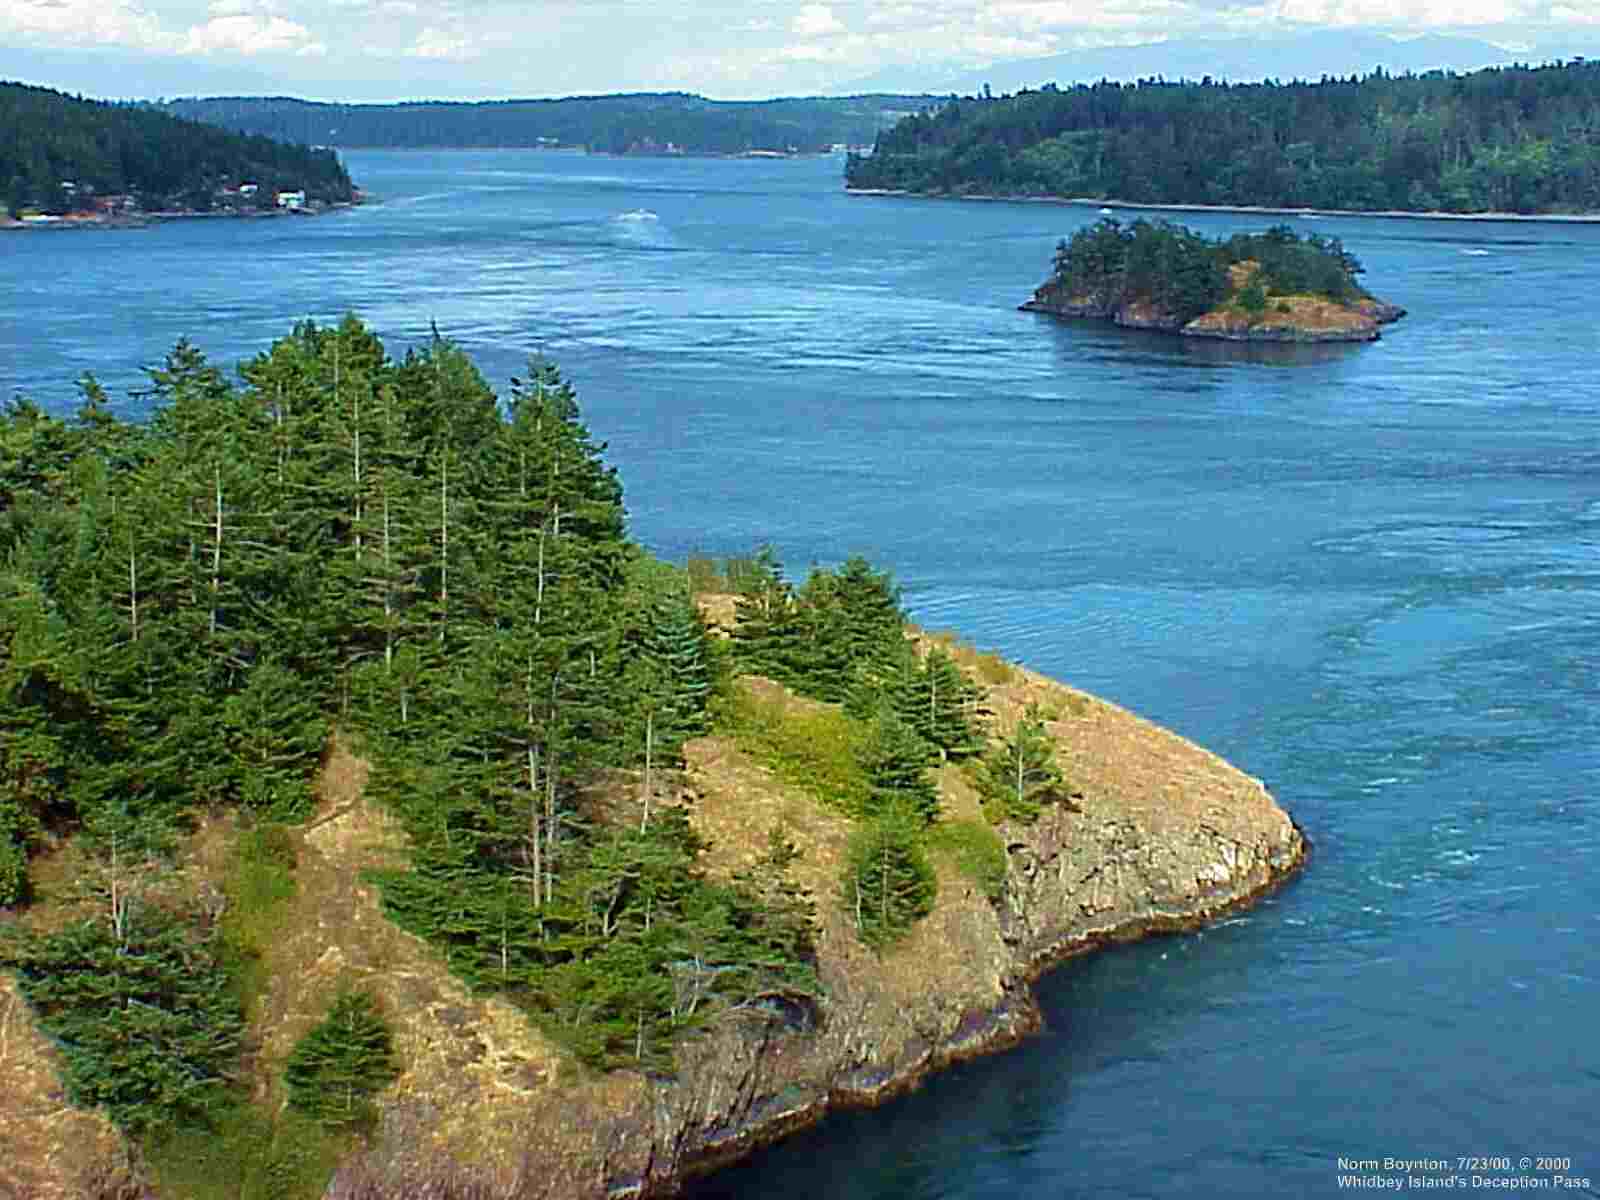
{"left": 1, "top": 81, "right": 353, "bottom": 219}
{"left": 0, "top": 321, "right": 1084, "bottom": 1195}
{"left": 847, "top": 58, "right": 1600, "bottom": 214}
{"left": 1024, "top": 218, "right": 1405, "bottom": 341}
{"left": 161, "top": 93, "right": 932, "bottom": 155}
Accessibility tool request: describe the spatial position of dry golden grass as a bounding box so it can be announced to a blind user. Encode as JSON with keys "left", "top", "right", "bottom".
{"left": 0, "top": 976, "right": 137, "bottom": 1200}
{"left": 693, "top": 592, "right": 738, "bottom": 638}
{"left": 1181, "top": 260, "right": 1379, "bottom": 338}
{"left": 234, "top": 734, "right": 585, "bottom": 1174}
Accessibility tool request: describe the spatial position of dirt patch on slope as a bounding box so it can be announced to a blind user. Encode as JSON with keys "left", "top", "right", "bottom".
{"left": 0, "top": 976, "right": 138, "bottom": 1200}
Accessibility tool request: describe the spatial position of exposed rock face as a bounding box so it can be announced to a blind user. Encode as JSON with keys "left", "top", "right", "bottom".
{"left": 1022, "top": 286, "right": 1406, "bottom": 343}
{"left": 3, "top": 668, "right": 1306, "bottom": 1200}
{"left": 330, "top": 668, "right": 1305, "bottom": 1199}
{"left": 645, "top": 671, "right": 1303, "bottom": 1197}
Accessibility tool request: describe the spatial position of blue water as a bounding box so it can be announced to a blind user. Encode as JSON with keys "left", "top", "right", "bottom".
{"left": 4, "top": 152, "right": 1597, "bottom": 1197}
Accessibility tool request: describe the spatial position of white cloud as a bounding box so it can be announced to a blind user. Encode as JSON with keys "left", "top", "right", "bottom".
{"left": 4, "top": 0, "right": 1598, "bottom": 100}
{"left": 1, "top": 0, "right": 172, "bottom": 50}
{"left": 791, "top": 3, "right": 846, "bottom": 35}
{"left": 1265, "top": 0, "right": 1533, "bottom": 24}
{"left": 182, "top": 12, "right": 322, "bottom": 54}
{"left": 207, "top": 0, "right": 283, "bottom": 15}
{"left": 404, "top": 25, "right": 479, "bottom": 59}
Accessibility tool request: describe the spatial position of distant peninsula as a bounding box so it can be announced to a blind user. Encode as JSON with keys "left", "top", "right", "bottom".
{"left": 1022, "top": 218, "right": 1405, "bottom": 343}
{"left": 1, "top": 81, "right": 355, "bottom": 225}
{"left": 159, "top": 93, "right": 932, "bottom": 156}
{"left": 847, "top": 59, "right": 1600, "bottom": 217}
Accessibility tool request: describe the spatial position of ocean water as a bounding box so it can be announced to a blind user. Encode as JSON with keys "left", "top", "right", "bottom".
{"left": 4, "top": 151, "right": 1597, "bottom": 1197}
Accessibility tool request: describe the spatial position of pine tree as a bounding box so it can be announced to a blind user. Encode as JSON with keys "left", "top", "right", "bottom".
{"left": 284, "top": 990, "right": 399, "bottom": 1129}
{"left": 857, "top": 706, "right": 939, "bottom": 823}
{"left": 731, "top": 544, "right": 798, "bottom": 683}
{"left": 728, "top": 824, "right": 818, "bottom": 975}
{"left": 842, "top": 810, "right": 937, "bottom": 949}
{"left": 1, "top": 911, "right": 244, "bottom": 1135}
{"left": 977, "top": 703, "right": 1066, "bottom": 823}
{"left": 622, "top": 569, "right": 713, "bottom": 827}
{"left": 908, "top": 647, "right": 984, "bottom": 758}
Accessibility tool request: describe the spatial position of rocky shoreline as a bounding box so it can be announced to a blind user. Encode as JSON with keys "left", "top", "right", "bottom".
{"left": 1021, "top": 290, "right": 1407, "bottom": 344}
{"left": 1, "top": 202, "right": 359, "bottom": 233}
{"left": 3, "top": 662, "right": 1309, "bottom": 1200}
{"left": 319, "top": 664, "right": 1309, "bottom": 1199}
{"left": 845, "top": 186, "right": 1600, "bottom": 224}
{"left": 666, "top": 817, "right": 1308, "bottom": 1196}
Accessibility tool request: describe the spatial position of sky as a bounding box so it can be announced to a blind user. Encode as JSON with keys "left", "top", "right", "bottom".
{"left": 2, "top": 0, "right": 1599, "bottom": 101}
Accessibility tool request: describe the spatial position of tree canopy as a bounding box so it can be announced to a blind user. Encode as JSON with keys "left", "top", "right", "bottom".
{"left": 0, "top": 318, "right": 814, "bottom": 1082}
{"left": 163, "top": 93, "right": 933, "bottom": 156}
{"left": 1, "top": 81, "right": 354, "bottom": 216}
{"left": 847, "top": 59, "right": 1600, "bottom": 214}
{"left": 1044, "top": 217, "right": 1368, "bottom": 323}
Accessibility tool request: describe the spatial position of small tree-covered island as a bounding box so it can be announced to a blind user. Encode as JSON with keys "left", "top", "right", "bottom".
{"left": 0, "top": 323, "right": 1304, "bottom": 1199}
{"left": 1024, "top": 218, "right": 1407, "bottom": 343}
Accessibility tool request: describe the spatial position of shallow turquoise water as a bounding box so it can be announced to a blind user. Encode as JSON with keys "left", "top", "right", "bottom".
{"left": 4, "top": 151, "right": 1597, "bottom": 1197}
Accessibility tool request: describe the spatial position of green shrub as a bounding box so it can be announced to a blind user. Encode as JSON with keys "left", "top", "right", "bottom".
{"left": 148, "top": 1105, "right": 342, "bottom": 1200}
{"left": 928, "top": 819, "right": 1008, "bottom": 902}
{"left": 718, "top": 686, "right": 872, "bottom": 814}
{"left": 284, "top": 990, "right": 398, "bottom": 1130}
{"left": 0, "top": 802, "right": 28, "bottom": 906}
{"left": 218, "top": 822, "right": 298, "bottom": 1017}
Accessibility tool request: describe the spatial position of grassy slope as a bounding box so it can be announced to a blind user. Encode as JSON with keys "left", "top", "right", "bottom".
{"left": 1, "top": 623, "right": 1298, "bottom": 1198}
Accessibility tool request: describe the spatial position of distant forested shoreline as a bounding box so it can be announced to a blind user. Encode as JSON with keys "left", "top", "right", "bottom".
{"left": 161, "top": 94, "right": 933, "bottom": 156}
{"left": 2, "top": 82, "right": 354, "bottom": 218}
{"left": 847, "top": 59, "right": 1600, "bottom": 215}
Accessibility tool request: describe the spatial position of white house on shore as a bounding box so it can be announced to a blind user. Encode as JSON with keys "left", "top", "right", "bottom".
{"left": 275, "top": 190, "right": 306, "bottom": 210}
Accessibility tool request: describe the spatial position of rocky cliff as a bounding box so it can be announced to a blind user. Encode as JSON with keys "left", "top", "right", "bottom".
{"left": 3, "top": 654, "right": 1305, "bottom": 1200}
{"left": 1023, "top": 263, "right": 1406, "bottom": 343}
{"left": 323, "top": 656, "right": 1304, "bottom": 1198}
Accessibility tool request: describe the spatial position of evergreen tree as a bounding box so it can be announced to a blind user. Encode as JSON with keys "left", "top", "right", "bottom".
{"left": 857, "top": 706, "right": 940, "bottom": 823}
{"left": 731, "top": 544, "right": 798, "bottom": 683}
{"left": 841, "top": 809, "right": 937, "bottom": 949}
{"left": 0, "top": 319, "right": 825, "bottom": 1084}
{"left": 621, "top": 567, "right": 713, "bottom": 826}
{"left": 913, "top": 647, "right": 984, "bottom": 757}
{"left": 0, "top": 911, "right": 244, "bottom": 1135}
{"left": 728, "top": 824, "right": 818, "bottom": 976}
{"left": 284, "top": 990, "right": 399, "bottom": 1129}
{"left": 977, "top": 703, "right": 1066, "bottom": 824}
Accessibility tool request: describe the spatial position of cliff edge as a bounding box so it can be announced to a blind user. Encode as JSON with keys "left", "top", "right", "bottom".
{"left": 2, "top": 646, "right": 1304, "bottom": 1200}
{"left": 325, "top": 648, "right": 1305, "bottom": 1197}
{"left": 1023, "top": 260, "right": 1406, "bottom": 343}
{"left": 1025, "top": 220, "right": 1406, "bottom": 344}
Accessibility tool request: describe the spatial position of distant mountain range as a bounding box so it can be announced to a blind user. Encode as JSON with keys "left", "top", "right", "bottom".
{"left": 838, "top": 31, "right": 1599, "bottom": 96}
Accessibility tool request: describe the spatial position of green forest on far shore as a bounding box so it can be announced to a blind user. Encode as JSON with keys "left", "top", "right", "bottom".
{"left": 1, "top": 81, "right": 354, "bottom": 217}
{"left": 847, "top": 58, "right": 1600, "bottom": 214}
{"left": 161, "top": 94, "right": 932, "bottom": 156}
